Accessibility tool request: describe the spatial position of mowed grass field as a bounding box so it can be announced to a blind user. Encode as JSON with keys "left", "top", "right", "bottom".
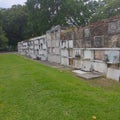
{"left": 0, "top": 54, "right": 120, "bottom": 120}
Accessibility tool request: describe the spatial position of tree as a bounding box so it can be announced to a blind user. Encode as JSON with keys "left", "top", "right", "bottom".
{"left": 90, "top": 0, "right": 120, "bottom": 22}
{"left": 26, "top": 0, "right": 48, "bottom": 36}
{"left": 26, "top": 0, "right": 91, "bottom": 36}
{"left": 0, "top": 5, "right": 28, "bottom": 49}
{"left": 55, "top": 0, "right": 90, "bottom": 26}
{"left": 0, "top": 25, "right": 8, "bottom": 50}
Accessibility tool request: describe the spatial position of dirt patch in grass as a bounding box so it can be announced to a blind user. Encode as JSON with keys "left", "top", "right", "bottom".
{"left": 86, "top": 77, "right": 120, "bottom": 88}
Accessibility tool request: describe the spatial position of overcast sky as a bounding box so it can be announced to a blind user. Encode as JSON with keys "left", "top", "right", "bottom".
{"left": 0, "top": 0, "right": 27, "bottom": 8}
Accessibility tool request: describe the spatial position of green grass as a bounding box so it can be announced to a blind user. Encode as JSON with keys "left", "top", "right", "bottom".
{"left": 0, "top": 54, "right": 120, "bottom": 120}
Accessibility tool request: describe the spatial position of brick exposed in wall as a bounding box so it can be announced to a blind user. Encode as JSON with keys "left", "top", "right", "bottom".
{"left": 94, "top": 51, "right": 104, "bottom": 60}
{"left": 84, "top": 37, "right": 91, "bottom": 48}
{"left": 108, "top": 34, "right": 120, "bottom": 47}
{"left": 74, "top": 39, "right": 83, "bottom": 48}
{"left": 56, "top": 16, "right": 120, "bottom": 48}
{"left": 69, "top": 58, "right": 73, "bottom": 65}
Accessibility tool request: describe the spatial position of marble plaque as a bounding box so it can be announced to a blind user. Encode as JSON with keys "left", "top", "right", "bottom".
{"left": 84, "top": 28, "right": 90, "bottom": 37}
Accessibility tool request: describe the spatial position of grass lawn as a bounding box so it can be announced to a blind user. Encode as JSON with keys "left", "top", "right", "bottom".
{"left": 0, "top": 54, "right": 120, "bottom": 120}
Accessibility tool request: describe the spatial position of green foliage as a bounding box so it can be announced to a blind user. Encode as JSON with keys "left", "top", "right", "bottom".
{"left": 0, "top": 54, "right": 120, "bottom": 120}
{"left": 26, "top": 0, "right": 52, "bottom": 36}
{"left": 0, "top": 5, "right": 28, "bottom": 48}
{"left": 57, "top": 0, "right": 90, "bottom": 26}
{"left": 0, "top": 25, "right": 8, "bottom": 49}
{"left": 90, "top": 0, "right": 120, "bottom": 22}
{"left": 26, "top": 0, "right": 91, "bottom": 36}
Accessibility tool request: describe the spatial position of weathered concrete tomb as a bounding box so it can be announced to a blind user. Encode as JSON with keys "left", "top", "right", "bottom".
{"left": 18, "top": 16, "right": 120, "bottom": 81}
